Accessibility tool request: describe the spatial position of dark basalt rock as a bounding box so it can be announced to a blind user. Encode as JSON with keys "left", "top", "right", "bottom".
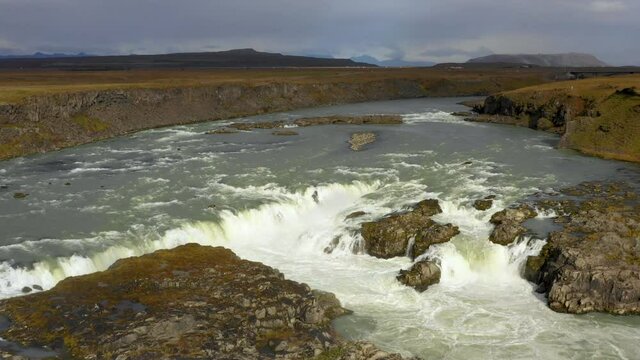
{"left": 523, "top": 181, "right": 640, "bottom": 315}
{"left": 489, "top": 204, "right": 537, "bottom": 245}
{"left": 0, "top": 244, "right": 407, "bottom": 359}
{"left": 397, "top": 260, "right": 441, "bottom": 292}
{"left": 12, "top": 192, "right": 28, "bottom": 199}
{"left": 473, "top": 197, "right": 494, "bottom": 211}
{"left": 271, "top": 129, "right": 298, "bottom": 136}
{"left": 361, "top": 199, "right": 459, "bottom": 259}
{"left": 345, "top": 211, "right": 366, "bottom": 220}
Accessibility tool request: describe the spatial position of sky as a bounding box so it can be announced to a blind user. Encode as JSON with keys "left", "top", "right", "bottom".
{"left": 0, "top": 0, "right": 638, "bottom": 65}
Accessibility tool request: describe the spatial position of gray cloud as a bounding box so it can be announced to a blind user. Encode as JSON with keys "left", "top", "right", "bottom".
{"left": 0, "top": 0, "right": 638, "bottom": 65}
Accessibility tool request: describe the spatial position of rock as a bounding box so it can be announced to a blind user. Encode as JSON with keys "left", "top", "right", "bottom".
{"left": 490, "top": 205, "right": 537, "bottom": 224}
{"left": 318, "top": 341, "right": 412, "bottom": 360}
{"left": 488, "top": 204, "right": 537, "bottom": 245}
{"left": 206, "top": 127, "right": 239, "bottom": 134}
{"left": 349, "top": 132, "right": 376, "bottom": 151}
{"left": 451, "top": 111, "right": 473, "bottom": 117}
{"left": 272, "top": 129, "right": 298, "bottom": 136}
{"left": 473, "top": 198, "right": 493, "bottom": 211}
{"left": 523, "top": 181, "right": 640, "bottom": 314}
{"left": 397, "top": 260, "right": 441, "bottom": 292}
{"left": 411, "top": 224, "right": 460, "bottom": 258}
{"left": 536, "top": 117, "right": 555, "bottom": 131}
{"left": 293, "top": 115, "right": 403, "bottom": 127}
{"left": 210, "top": 115, "right": 403, "bottom": 135}
{"left": 20, "top": 287, "right": 32, "bottom": 294}
{"left": 0, "top": 244, "right": 356, "bottom": 359}
{"left": 32, "top": 285, "right": 43, "bottom": 291}
{"left": 523, "top": 255, "right": 544, "bottom": 283}
{"left": 12, "top": 192, "right": 28, "bottom": 199}
{"left": 229, "top": 121, "right": 286, "bottom": 131}
{"left": 345, "top": 211, "right": 366, "bottom": 220}
{"left": 489, "top": 222, "right": 527, "bottom": 245}
{"left": 361, "top": 199, "right": 458, "bottom": 259}
{"left": 314, "top": 341, "right": 417, "bottom": 360}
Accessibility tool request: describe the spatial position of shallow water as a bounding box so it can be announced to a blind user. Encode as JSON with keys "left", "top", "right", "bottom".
{"left": 1, "top": 97, "right": 639, "bottom": 359}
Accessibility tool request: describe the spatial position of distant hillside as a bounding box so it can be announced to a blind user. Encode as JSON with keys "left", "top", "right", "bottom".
{"left": 351, "top": 55, "right": 434, "bottom": 67}
{"left": 468, "top": 53, "right": 608, "bottom": 67}
{"left": 0, "top": 52, "right": 91, "bottom": 59}
{"left": 0, "top": 48, "right": 375, "bottom": 70}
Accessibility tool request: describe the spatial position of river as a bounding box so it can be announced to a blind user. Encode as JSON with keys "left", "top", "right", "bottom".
{"left": 1, "top": 97, "right": 639, "bottom": 359}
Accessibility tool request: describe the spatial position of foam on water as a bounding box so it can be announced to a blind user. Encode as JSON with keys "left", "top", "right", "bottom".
{"left": 0, "top": 181, "right": 379, "bottom": 298}
{"left": 403, "top": 111, "right": 475, "bottom": 125}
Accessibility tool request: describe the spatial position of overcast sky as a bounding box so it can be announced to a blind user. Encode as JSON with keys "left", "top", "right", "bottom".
{"left": 0, "top": 0, "right": 638, "bottom": 65}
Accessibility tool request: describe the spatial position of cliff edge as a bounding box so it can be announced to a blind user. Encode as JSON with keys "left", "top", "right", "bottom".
{"left": 470, "top": 75, "right": 640, "bottom": 162}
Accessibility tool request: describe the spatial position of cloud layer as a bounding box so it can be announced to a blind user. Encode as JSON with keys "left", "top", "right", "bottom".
{"left": 0, "top": 0, "right": 637, "bottom": 65}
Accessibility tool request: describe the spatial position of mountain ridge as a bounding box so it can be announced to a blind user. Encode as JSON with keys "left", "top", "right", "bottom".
{"left": 468, "top": 53, "right": 609, "bottom": 67}
{"left": 0, "top": 48, "right": 376, "bottom": 70}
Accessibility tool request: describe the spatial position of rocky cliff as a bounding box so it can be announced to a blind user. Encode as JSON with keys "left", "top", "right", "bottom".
{"left": 0, "top": 67, "right": 556, "bottom": 160}
{"left": 470, "top": 75, "right": 640, "bottom": 162}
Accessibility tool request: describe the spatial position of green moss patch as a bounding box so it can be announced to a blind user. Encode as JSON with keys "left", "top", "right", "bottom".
{"left": 71, "top": 114, "right": 109, "bottom": 132}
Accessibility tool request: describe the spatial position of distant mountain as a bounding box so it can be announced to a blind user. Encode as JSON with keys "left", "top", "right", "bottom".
{"left": 0, "top": 52, "right": 91, "bottom": 59}
{"left": 467, "top": 53, "right": 609, "bottom": 67}
{"left": 0, "top": 48, "right": 376, "bottom": 70}
{"left": 351, "top": 55, "right": 434, "bottom": 67}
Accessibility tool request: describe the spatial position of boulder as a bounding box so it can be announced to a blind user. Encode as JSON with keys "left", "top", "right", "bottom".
{"left": 12, "top": 192, "right": 28, "bottom": 199}
{"left": 473, "top": 198, "right": 493, "bottom": 211}
{"left": 397, "top": 260, "right": 441, "bottom": 292}
{"left": 348, "top": 132, "right": 376, "bottom": 151}
{"left": 489, "top": 204, "right": 537, "bottom": 245}
{"left": 412, "top": 224, "right": 460, "bottom": 257}
{"left": 362, "top": 199, "right": 459, "bottom": 259}
{"left": 489, "top": 222, "right": 527, "bottom": 245}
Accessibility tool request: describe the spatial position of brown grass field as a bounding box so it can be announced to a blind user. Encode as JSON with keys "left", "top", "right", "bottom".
{"left": 0, "top": 67, "right": 557, "bottom": 104}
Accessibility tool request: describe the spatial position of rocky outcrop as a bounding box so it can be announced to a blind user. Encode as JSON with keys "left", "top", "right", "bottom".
{"left": 0, "top": 244, "right": 407, "bottom": 359}
{"left": 349, "top": 132, "right": 376, "bottom": 151}
{"left": 211, "top": 115, "right": 404, "bottom": 134}
{"left": 521, "top": 182, "right": 640, "bottom": 315}
{"left": 293, "top": 115, "right": 402, "bottom": 127}
{"left": 397, "top": 260, "right": 441, "bottom": 292}
{"left": 316, "top": 341, "right": 414, "bottom": 360}
{"left": 361, "top": 199, "right": 460, "bottom": 259}
{"left": 473, "top": 195, "right": 495, "bottom": 211}
{"left": 470, "top": 76, "right": 640, "bottom": 163}
{"left": 489, "top": 205, "right": 537, "bottom": 245}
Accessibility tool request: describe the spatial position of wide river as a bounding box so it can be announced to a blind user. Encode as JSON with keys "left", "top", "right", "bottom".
{"left": 1, "top": 98, "right": 639, "bottom": 359}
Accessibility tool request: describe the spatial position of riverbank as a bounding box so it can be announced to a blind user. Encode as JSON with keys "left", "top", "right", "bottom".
{"left": 469, "top": 74, "right": 640, "bottom": 162}
{"left": 0, "top": 244, "right": 409, "bottom": 359}
{"left": 0, "top": 67, "right": 555, "bottom": 160}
